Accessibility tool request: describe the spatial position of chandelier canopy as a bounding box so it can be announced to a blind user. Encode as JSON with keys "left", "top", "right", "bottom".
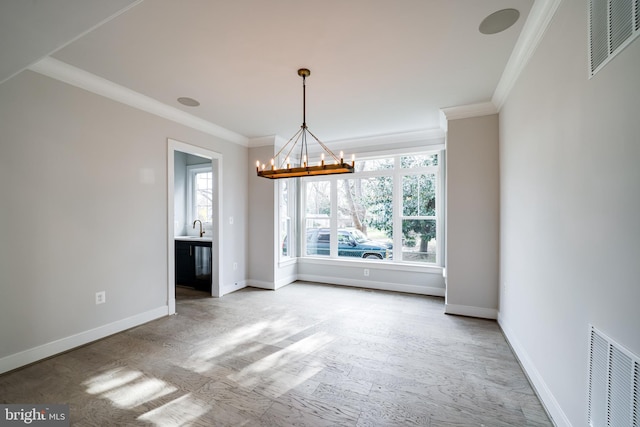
{"left": 256, "top": 68, "right": 355, "bottom": 179}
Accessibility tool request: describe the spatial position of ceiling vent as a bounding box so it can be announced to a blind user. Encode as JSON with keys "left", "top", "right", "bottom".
{"left": 589, "top": 0, "right": 640, "bottom": 76}
{"left": 588, "top": 326, "right": 639, "bottom": 427}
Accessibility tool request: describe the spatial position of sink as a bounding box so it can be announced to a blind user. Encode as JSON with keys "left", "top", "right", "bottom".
{"left": 175, "top": 236, "right": 212, "bottom": 241}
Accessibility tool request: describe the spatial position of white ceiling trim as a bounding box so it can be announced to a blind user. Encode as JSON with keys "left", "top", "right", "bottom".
{"left": 27, "top": 56, "right": 249, "bottom": 146}
{"left": 298, "top": 129, "right": 445, "bottom": 157}
{"left": 248, "top": 135, "right": 279, "bottom": 148}
{"left": 249, "top": 129, "right": 445, "bottom": 154}
{"left": 492, "top": 0, "right": 563, "bottom": 109}
{"left": 440, "top": 102, "right": 498, "bottom": 122}
{"left": 327, "top": 129, "right": 444, "bottom": 149}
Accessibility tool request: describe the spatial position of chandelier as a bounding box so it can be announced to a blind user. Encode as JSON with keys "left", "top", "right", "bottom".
{"left": 256, "top": 68, "right": 355, "bottom": 179}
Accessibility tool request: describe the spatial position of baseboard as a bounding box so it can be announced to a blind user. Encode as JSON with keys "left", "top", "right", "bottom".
{"left": 0, "top": 306, "right": 168, "bottom": 375}
{"left": 498, "top": 313, "right": 571, "bottom": 427}
{"left": 274, "top": 275, "right": 296, "bottom": 290}
{"left": 444, "top": 303, "right": 498, "bottom": 319}
{"left": 297, "top": 274, "right": 445, "bottom": 297}
{"left": 221, "top": 280, "right": 247, "bottom": 296}
{"left": 246, "top": 280, "right": 275, "bottom": 290}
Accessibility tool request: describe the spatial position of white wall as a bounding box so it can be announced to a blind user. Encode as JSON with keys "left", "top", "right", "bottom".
{"left": 174, "top": 151, "right": 187, "bottom": 236}
{"left": 298, "top": 260, "right": 444, "bottom": 296}
{"left": 444, "top": 114, "right": 500, "bottom": 319}
{"left": 0, "top": 70, "right": 248, "bottom": 372}
{"left": 498, "top": 0, "right": 640, "bottom": 425}
{"left": 247, "top": 145, "right": 276, "bottom": 288}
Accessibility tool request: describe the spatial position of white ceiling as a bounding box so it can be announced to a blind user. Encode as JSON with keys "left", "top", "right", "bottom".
{"left": 1, "top": 0, "right": 534, "bottom": 144}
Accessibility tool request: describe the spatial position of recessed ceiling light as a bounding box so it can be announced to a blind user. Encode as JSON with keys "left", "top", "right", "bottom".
{"left": 177, "top": 97, "right": 200, "bottom": 107}
{"left": 479, "top": 8, "right": 520, "bottom": 35}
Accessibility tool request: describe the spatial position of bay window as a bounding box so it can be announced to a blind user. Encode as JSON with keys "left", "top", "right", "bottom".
{"left": 301, "top": 150, "right": 442, "bottom": 265}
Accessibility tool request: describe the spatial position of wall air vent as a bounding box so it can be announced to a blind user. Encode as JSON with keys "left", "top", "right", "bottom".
{"left": 588, "top": 326, "right": 640, "bottom": 427}
{"left": 589, "top": 0, "right": 640, "bottom": 76}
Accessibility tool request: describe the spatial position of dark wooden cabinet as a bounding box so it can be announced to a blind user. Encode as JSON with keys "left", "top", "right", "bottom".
{"left": 175, "top": 240, "right": 212, "bottom": 292}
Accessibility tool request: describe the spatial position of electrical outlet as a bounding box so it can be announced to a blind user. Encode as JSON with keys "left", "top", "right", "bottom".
{"left": 233, "top": 262, "right": 238, "bottom": 270}
{"left": 364, "top": 269, "right": 370, "bottom": 277}
{"left": 95, "top": 291, "right": 106, "bottom": 305}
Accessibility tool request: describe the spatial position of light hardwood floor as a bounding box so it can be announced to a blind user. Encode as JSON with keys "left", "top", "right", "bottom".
{"left": 0, "top": 282, "right": 551, "bottom": 426}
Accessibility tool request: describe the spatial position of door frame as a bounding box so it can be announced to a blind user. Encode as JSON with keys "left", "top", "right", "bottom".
{"left": 167, "top": 138, "right": 223, "bottom": 314}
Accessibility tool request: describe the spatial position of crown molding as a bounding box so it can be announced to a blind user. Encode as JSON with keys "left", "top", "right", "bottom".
{"left": 28, "top": 56, "right": 249, "bottom": 146}
{"left": 249, "top": 129, "right": 445, "bottom": 155}
{"left": 492, "top": 0, "right": 562, "bottom": 110}
{"left": 440, "top": 102, "right": 498, "bottom": 122}
{"left": 248, "top": 135, "right": 279, "bottom": 148}
{"left": 325, "top": 129, "right": 444, "bottom": 150}
{"left": 308, "top": 129, "right": 445, "bottom": 156}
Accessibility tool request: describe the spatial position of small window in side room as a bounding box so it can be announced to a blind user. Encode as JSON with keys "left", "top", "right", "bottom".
{"left": 187, "top": 165, "right": 213, "bottom": 224}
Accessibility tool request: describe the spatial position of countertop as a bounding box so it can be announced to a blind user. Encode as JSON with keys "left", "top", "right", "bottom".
{"left": 174, "top": 236, "right": 212, "bottom": 242}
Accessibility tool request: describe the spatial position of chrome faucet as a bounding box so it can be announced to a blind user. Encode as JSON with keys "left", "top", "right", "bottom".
{"left": 193, "top": 219, "right": 204, "bottom": 237}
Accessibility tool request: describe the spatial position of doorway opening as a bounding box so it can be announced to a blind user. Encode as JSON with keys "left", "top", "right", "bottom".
{"left": 167, "top": 139, "right": 223, "bottom": 314}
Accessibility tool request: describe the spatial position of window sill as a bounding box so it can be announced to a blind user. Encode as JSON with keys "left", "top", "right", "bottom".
{"left": 298, "top": 256, "right": 443, "bottom": 274}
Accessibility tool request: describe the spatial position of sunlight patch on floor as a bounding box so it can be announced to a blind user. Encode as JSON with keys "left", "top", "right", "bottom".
{"left": 137, "top": 393, "right": 210, "bottom": 426}
{"left": 228, "top": 331, "right": 334, "bottom": 397}
{"left": 83, "top": 368, "right": 177, "bottom": 410}
{"left": 182, "top": 316, "right": 311, "bottom": 374}
{"left": 83, "top": 368, "right": 142, "bottom": 395}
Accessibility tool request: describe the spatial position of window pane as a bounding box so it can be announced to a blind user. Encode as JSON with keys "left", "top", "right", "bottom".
{"left": 402, "top": 174, "right": 436, "bottom": 216}
{"left": 281, "top": 218, "right": 290, "bottom": 256}
{"left": 401, "top": 153, "right": 438, "bottom": 168}
{"left": 280, "top": 181, "right": 290, "bottom": 257}
{"left": 305, "top": 180, "right": 331, "bottom": 256}
{"left": 195, "top": 171, "right": 212, "bottom": 222}
{"left": 402, "top": 219, "right": 436, "bottom": 263}
{"left": 300, "top": 150, "right": 440, "bottom": 266}
{"left": 337, "top": 177, "right": 392, "bottom": 260}
{"left": 359, "top": 157, "right": 394, "bottom": 171}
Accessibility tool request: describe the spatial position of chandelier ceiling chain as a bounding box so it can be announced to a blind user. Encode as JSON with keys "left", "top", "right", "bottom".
{"left": 256, "top": 68, "right": 355, "bottom": 179}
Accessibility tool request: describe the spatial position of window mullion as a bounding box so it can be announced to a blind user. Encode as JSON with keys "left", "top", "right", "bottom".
{"left": 299, "top": 179, "right": 306, "bottom": 258}
{"left": 330, "top": 178, "right": 338, "bottom": 258}
{"left": 436, "top": 149, "right": 444, "bottom": 265}
{"left": 392, "top": 156, "right": 402, "bottom": 262}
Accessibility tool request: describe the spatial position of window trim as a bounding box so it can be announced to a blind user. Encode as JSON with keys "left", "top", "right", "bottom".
{"left": 300, "top": 149, "right": 443, "bottom": 267}
{"left": 186, "top": 164, "right": 213, "bottom": 224}
{"left": 399, "top": 166, "right": 442, "bottom": 265}
{"left": 279, "top": 179, "right": 296, "bottom": 262}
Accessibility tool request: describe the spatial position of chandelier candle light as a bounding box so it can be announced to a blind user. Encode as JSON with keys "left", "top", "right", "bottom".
{"left": 256, "top": 68, "right": 355, "bottom": 179}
